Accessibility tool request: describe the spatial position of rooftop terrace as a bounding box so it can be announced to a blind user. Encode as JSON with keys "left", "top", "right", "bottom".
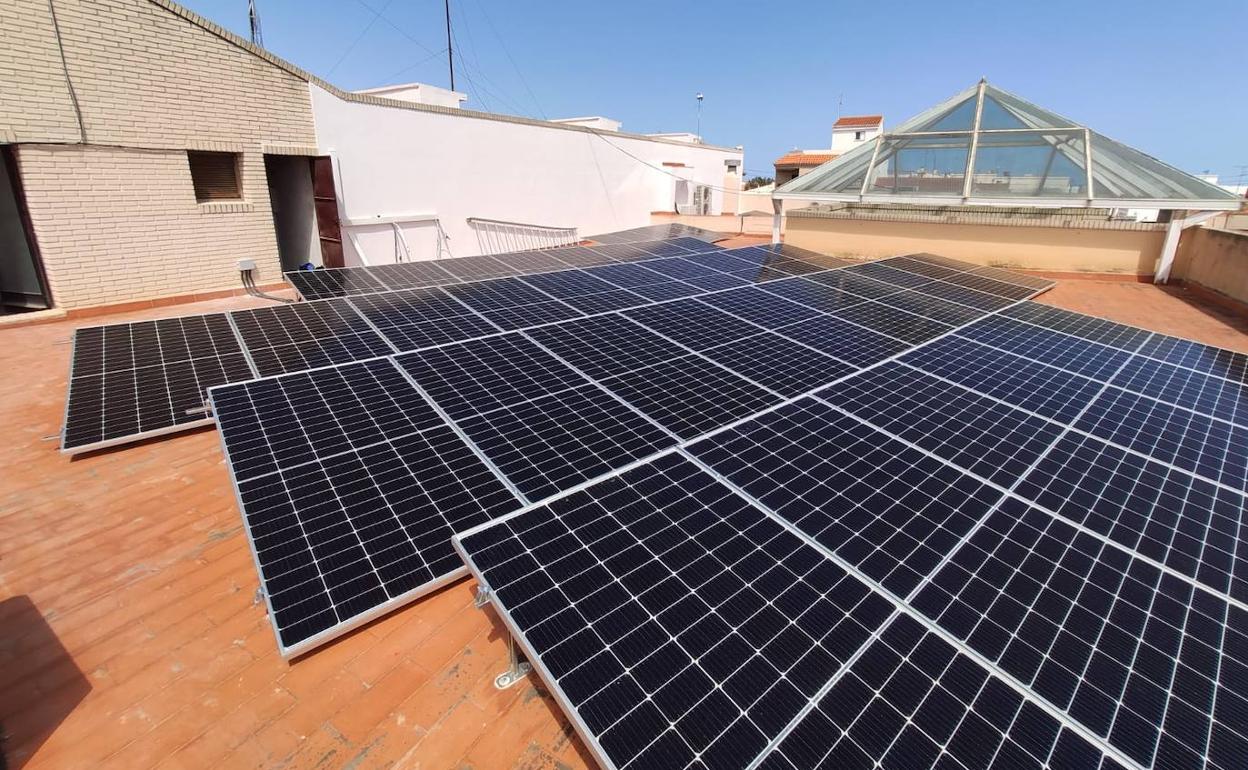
{"left": 2, "top": 269, "right": 1245, "bottom": 770}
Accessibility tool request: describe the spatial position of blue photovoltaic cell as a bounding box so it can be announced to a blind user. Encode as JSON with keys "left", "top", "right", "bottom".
{"left": 821, "top": 362, "right": 1065, "bottom": 487}
{"left": 1111, "top": 353, "right": 1248, "bottom": 427}
{"left": 759, "top": 614, "right": 1122, "bottom": 770}
{"left": 700, "top": 333, "right": 855, "bottom": 397}
{"left": 691, "top": 398, "right": 1005, "bottom": 597}
{"left": 1002, "top": 302, "right": 1154, "bottom": 351}
{"left": 1073, "top": 387, "right": 1248, "bottom": 492}
{"left": 696, "top": 286, "right": 822, "bottom": 329}
{"left": 1136, "top": 334, "right": 1248, "bottom": 384}
{"left": 1015, "top": 431, "right": 1248, "bottom": 604}
{"left": 774, "top": 314, "right": 912, "bottom": 369}
{"left": 599, "top": 354, "right": 780, "bottom": 439}
{"left": 211, "top": 359, "right": 521, "bottom": 655}
{"left": 900, "top": 335, "right": 1106, "bottom": 423}
{"left": 456, "top": 384, "right": 675, "bottom": 500}
{"left": 456, "top": 455, "right": 896, "bottom": 770}
{"left": 625, "top": 299, "right": 762, "bottom": 351}
{"left": 957, "top": 314, "right": 1132, "bottom": 381}
{"left": 910, "top": 497, "right": 1248, "bottom": 770}
{"left": 524, "top": 314, "right": 687, "bottom": 380}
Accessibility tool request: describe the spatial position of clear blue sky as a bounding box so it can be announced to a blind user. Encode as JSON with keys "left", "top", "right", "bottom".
{"left": 182, "top": 0, "right": 1247, "bottom": 184}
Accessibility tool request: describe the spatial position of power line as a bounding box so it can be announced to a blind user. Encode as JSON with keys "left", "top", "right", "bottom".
{"left": 472, "top": 0, "right": 546, "bottom": 119}
{"left": 589, "top": 131, "right": 745, "bottom": 195}
{"left": 385, "top": 47, "right": 451, "bottom": 82}
{"left": 327, "top": 0, "right": 394, "bottom": 76}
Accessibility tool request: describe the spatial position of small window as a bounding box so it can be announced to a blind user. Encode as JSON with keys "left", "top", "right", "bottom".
{"left": 187, "top": 151, "right": 242, "bottom": 202}
{"left": 854, "top": 131, "right": 866, "bottom": 141}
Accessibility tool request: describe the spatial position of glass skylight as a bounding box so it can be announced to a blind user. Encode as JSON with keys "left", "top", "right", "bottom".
{"left": 778, "top": 80, "right": 1242, "bottom": 209}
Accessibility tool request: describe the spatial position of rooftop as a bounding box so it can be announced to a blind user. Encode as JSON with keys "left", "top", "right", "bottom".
{"left": 3, "top": 265, "right": 1244, "bottom": 769}
{"left": 833, "top": 115, "right": 884, "bottom": 128}
{"left": 774, "top": 151, "right": 839, "bottom": 168}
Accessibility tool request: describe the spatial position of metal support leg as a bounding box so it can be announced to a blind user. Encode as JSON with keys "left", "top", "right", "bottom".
{"left": 494, "top": 633, "right": 532, "bottom": 690}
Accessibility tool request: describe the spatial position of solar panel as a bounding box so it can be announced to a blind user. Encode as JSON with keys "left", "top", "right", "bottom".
{"left": 1003, "top": 302, "right": 1155, "bottom": 351}
{"left": 210, "top": 357, "right": 521, "bottom": 657}
{"left": 910, "top": 497, "right": 1247, "bottom": 770}
{"left": 587, "top": 223, "right": 725, "bottom": 244}
{"left": 62, "top": 314, "right": 255, "bottom": 453}
{"left": 690, "top": 398, "right": 1005, "bottom": 596}
{"left": 874, "top": 288, "right": 988, "bottom": 326}
{"left": 1138, "top": 333, "right": 1248, "bottom": 385}
{"left": 760, "top": 614, "right": 1123, "bottom": 770}
{"left": 395, "top": 334, "right": 591, "bottom": 421}
{"left": 901, "top": 336, "right": 1106, "bottom": 422}
{"left": 597, "top": 354, "right": 780, "bottom": 439}
{"left": 760, "top": 275, "right": 872, "bottom": 315}
{"left": 345, "top": 287, "right": 500, "bottom": 351}
{"left": 454, "top": 384, "right": 674, "bottom": 500}
{"left": 830, "top": 300, "right": 955, "bottom": 345}
{"left": 285, "top": 266, "right": 389, "bottom": 301}
{"left": 774, "top": 314, "right": 912, "bottom": 368}
{"left": 959, "top": 315, "right": 1131, "bottom": 382}
{"left": 624, "top": 299, "right": 762, "bottom": 350}
{"left": 696, "top": 286, "right": 823, "bottom": 329}
{"left": 700, "top": 334, "right": 855, "bottom": 397}
{"left": 230, "top": 299, "right": 396, "bottom": 377}
{"left": 366, "top": 260, "right": 457, "bottom": 290}
{"left": 844, "top": 261, "right": 936, "bottom": 289}
{"left": 1015, "top": 431, "right": 1248, "bottom": 604}
{"left": 524, "top": 314, "right": 688, "bottom": 379}
{"left": 822, "top": 362, "right": 1066, "bottom": 487}
{"left": 1111, "top": 353, "right": 1248, "bottom": 427}
{"left": 454, "top": 454, "right": 897, "bottom": 770}
{"left": 1073, "top": 386, "right": 1248, "bottom": 492}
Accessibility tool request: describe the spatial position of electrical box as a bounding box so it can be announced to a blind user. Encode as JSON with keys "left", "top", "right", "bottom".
{"left": 237, "top": 259, "right": 257, "bottom": 272}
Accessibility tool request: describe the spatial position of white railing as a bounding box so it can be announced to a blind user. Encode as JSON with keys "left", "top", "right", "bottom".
{"left": 467, "top": 217, "right": 579, "bottom": 255}
{"left": 343, "top": 213, "right": 451, "bottom": 265}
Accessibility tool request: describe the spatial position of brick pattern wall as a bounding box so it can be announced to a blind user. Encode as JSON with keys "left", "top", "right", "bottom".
{"left": 19, "top": 144, "right": 285, "bottom": 307}
{"left": 0, "top": 0, "right": 319, "bottom": 309}
{"left": 0, "top": 0, "right": 82, "bottom": 143}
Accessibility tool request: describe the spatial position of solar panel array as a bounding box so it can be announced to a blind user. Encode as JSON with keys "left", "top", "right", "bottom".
{"left": 64, "top": 224, "right": 1248, "bottom": 768}
{"left": 447, "top": 269, "right": 1248, "bottom": 767}
{"left": 210, "top": 249, "right": 1050, "bottom": 658}
{"left": 62, "top": 227, "right": 729, "bottom": 453}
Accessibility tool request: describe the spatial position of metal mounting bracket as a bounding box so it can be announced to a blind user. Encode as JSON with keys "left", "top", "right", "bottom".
{"left": 494, "top": 633, "right": 532, "bottom": 690}
{"left": 473, "top": 585, "right": 491, "bottom": 608}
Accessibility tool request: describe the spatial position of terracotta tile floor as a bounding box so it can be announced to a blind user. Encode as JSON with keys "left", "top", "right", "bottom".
{"left": 1, "top": 278, "right": 1244, "bottom": 769}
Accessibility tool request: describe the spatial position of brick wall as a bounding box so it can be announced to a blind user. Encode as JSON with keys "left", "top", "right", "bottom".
{"left": 0, "top": 0, "right": 318, "bottom": 308}
{"left": 18, "top": 144, "right": 288, "bottom": 307}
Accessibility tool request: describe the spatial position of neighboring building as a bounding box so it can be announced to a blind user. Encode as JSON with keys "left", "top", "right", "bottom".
{"left": 775, "top": 80, "right": 1243, "bottom": 281}
{"left": 0, "top": 0, "right": 743, "bottom": 312}
{"left": 774, "top": 152, "right": 838, "bottom": 186}
{"left": 550, "top": 116, "right": 622, "bottom": 132}
{"left": 829, "top": 114, "right": 883, "bottom": 154}
{"left": 773, "top": 115, "right": 883, "bottom": 185}
{"left": 353, "top": 82, "right": 468, "bottom": 109}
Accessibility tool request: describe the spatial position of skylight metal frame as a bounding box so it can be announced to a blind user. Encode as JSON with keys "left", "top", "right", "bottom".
{"left": 777, "top": 80, "right": 1243, "bottom": 211}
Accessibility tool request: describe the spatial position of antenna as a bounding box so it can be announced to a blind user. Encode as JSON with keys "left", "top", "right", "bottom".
{"left": 444, "top": 0, "right": 455, "bottom": 91}
{"left": 248, "top": 0, "right": 264, "bottom": 47}
{"left": 696, "top": 92, "right": 704, "bottom": 142}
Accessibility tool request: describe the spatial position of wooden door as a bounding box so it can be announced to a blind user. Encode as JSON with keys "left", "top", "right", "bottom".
{"left": 310, "top": 156, "right": 344, "bottom": 269}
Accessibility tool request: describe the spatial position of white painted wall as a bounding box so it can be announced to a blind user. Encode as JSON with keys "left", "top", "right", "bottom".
{"left": 830, "top": 123, "right": 882, "bottom": 155}
{"left": 311, "top": 84, "right": 743, "bottom": 265}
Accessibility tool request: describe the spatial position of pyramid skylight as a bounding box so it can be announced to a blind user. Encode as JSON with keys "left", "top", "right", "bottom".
{"left": 777, "top": 80, "right": 1242, "bottom": 209}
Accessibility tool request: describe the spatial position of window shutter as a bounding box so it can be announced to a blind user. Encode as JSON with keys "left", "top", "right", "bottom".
{"left": 187, "top": 151, "right": 242, "bottom": 202}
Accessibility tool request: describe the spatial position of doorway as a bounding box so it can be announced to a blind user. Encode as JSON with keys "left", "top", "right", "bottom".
{"left": 0, "top": 147, "right": 52, "bottom": 313}
{"left": 264, "top": 154, "right": 325, "bottom": 273}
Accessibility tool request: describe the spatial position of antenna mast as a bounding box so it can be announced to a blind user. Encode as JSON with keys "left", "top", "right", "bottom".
{"left": 248, "top": 0, "right": 264, "bottom": 47}
{"left": 444, "top": 0, "right": 455, "bottom": 91}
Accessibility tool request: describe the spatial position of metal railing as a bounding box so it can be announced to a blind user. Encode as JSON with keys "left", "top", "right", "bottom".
{"left": 467, "top": 217, "right": 579, "bottom": 255}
